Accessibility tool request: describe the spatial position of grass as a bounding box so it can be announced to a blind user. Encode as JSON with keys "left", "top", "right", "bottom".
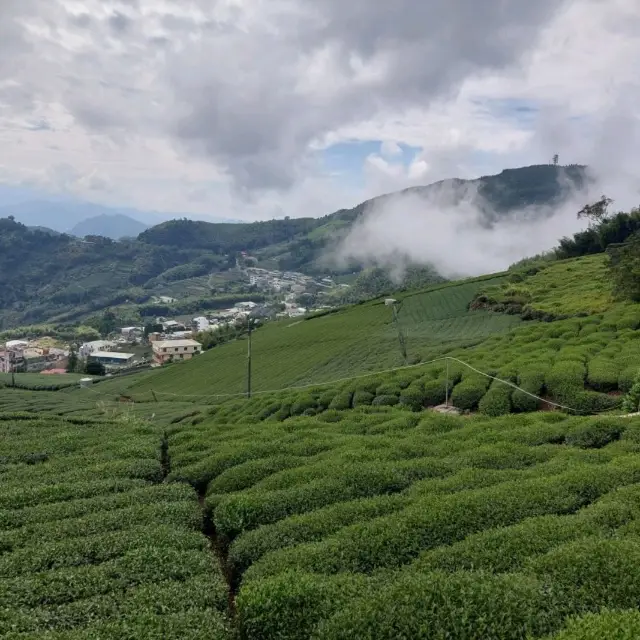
{"left": 0, "top": 372, "right": 86, "bottom": 390}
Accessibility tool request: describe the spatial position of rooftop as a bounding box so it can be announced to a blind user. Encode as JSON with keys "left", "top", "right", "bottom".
{"left": 89, "top": 351, "right": 135, "bottom": 360}
{"left": 153, "top": 339, "right": 202, "bottom": 349}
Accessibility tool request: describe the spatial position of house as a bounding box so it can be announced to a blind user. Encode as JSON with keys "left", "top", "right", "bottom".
{"left": 80, "top": 340, "right": 116, "bottom": 358}
{"left": 237, "top": 301, "right": 258, "bottom": 310}
{"left": 121, "top": 326, "right": 143, "bottom": 340}
{"left": 152, "top": 339, "right": 202, "bottom": 365}
{"left": 162, "top": 320, "right": 185, "bottom": 333}
{"left": 88, "top": 351, "right": 135, "bottom": 368}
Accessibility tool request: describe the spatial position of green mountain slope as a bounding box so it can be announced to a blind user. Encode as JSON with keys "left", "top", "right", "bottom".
{"left": 119, "top": 247, "right": 639, "bottom": 420}
{"left": 0, "top": 164, "right": 588, "bottom": 329}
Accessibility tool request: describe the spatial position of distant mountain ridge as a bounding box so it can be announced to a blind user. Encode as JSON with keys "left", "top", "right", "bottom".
{"left": 0, "top": 199, "right": 241, "bottom": 235}
{"left": 70, "top": 214, "right": 149, "bottom": 240}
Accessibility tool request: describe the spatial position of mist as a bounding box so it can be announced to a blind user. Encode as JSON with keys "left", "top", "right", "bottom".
{"left": 331, "top": 178, "right": 597, "bottom": 280}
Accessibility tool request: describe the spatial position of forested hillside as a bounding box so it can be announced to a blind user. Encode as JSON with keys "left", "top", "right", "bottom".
{"left": 0, "top": 165, "right": 590, "bottom": 329}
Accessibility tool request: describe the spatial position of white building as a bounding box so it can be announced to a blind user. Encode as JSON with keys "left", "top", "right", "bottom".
{"left": 193, "top": 316, "right": 210, "bottom": 331}
{"left": 6, "top": 339, "right": 28, "bottom": 350}
{"left": 237, "top": 301, "right": 258, "bottom": 310}
{"left": 80, "top": 340, "right": 116, "bottom": 358}
{"left": 152, "top": 339, "right": 202, "bottom": 365}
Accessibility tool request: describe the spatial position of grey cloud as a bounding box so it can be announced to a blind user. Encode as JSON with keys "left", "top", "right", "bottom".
{"left": 163, "top": 0, "right": 568, "bottom": 191}
{"left": 0, "top": 0, "right": 581, "bottom": 196}
{"left": 109, "top": 11, "right": 132, "bottom": 33}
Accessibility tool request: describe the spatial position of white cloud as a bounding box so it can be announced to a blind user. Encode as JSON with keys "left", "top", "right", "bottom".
{"left": 0, "top": 0, "right": 637, "bottom": 223}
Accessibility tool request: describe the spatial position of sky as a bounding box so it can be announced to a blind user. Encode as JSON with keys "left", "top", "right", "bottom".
{"left": 1, "top": 0, "right": 639, "bottom": 222}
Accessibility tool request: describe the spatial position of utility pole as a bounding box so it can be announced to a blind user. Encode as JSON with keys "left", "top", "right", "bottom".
{"left": 385, "top": 298, "right": 408, "bottom": 365}
{"left": 246, "top": 318, "right": 252, "bottom": 399}
{"left": 444, "top": 358, "right": 449, "bottom": 406}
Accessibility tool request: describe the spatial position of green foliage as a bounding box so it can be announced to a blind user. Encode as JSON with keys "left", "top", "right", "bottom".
{"left": 290, "top": 395, "right": 317, "bottom": 416}
{"left": 587, "top": 358, "right": 620, "bottom": 392}
{"left": 451, "top": 375, "right": 490, "bottom": 411}
{"left": 564, "top": 417, "right": 626, "bottom": 449}
{"left": 512, "top": 369, "right": 545, "bottom": 412}
{"left": 352, "top": 391, "right": 374, "bottom": 407}
{"left": 478, "top": 381, "right": 512, "bottom": 416}
{"left": 329, "top": 392, "right": 352, "bottom": 410}
{"left": 622, "top": 369, "right": 640, "bottom": 413}
{"left": 315, "top": 570, "right": 558, "bottom": 640}
{"left": 546, "top": 610, "right": 640, "bottom": 640}
{"left": 0, "top": 413, "right": 229, "bottom": 637}
{"left": 371, "top": 394, "right": 399, "bottom": 406}
{"left": 85, "top": 360, "right": 106, "bottom": 376}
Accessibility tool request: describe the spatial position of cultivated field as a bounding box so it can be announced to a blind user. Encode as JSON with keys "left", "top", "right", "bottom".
{"left": 0, "top": 412, "right": 230, "bottom": 638}
{"left": 168, "top": 406, "right": 640, "bottom": 638}
{"left": 4, "top": 251, "right": 640, "bottom": 637}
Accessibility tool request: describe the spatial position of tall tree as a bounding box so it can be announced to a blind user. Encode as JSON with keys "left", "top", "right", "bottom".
{"left": 577, "top": 195, "right": 613, "bottom": 226}
{"left": 66, "top": 346, "right": 78, "bottom": 373}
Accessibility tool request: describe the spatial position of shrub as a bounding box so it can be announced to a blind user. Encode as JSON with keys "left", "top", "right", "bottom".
{"left": 317, "top": 390, "right": 337, "bottom": 410}
{"left": 528, "top": 537, "right": 640, "bottom": 613}
{"left": 423, "top": 378, "right": 449, "bottom": 406}
{"left": 375, "top": 383, "right": 401, "bottom": 396}
{"left": 214, "top": 462, "right": 428, "bottom": 539}
{"left": 546, "top": 360, "right": 585, "bottom": 403}
{"left": 353, "top": 378, "right": 381, "bottom": 395}
{"left": 415, "top": 513, "right": 601, "bottom": 575}
{"left": 206, "top": 456, "right": 305, "bottom": 495}
{"left": 512, "top": 369, "right": 545, "bottom": 413}
{"left": 547, "top": 610, "right": 640, "bottom": 640}
{"left": 237, "top": 570, "right": 375, "bottom": 640}
{"left": 248, "top": 463, "right": 636, "bottom": 577}
{"left": 586, "top": 358, "right": 620, "bottom": 392}
{"left": 272, "top": 403, "right": 292, "bottom": 422}
{"left": 478, "top": 382, "right": 512, "bottom": 416}
{"left": 372, "top": 395, "right": 399, "bottom": 407}
{"left": 564, "top": 418, "right": 626, "bottom": 449}
{"left": 398, "top": 384, "right": 426, "bottom": 412}
{"left": 451, "top": 375, "right": 490, "bottom": 411}
{"left": 619, "top": 365, "right": 638, "bottom": 393}
{"left": 329, "top": 393, "right": 352, "bottom": 411}
{"left": 570, "top": 390, "right": 621, "bottom": 414}
{"left": 622, "top": 369, "right": 640, "bottom": 413}
{"left": 352, "top": 391, "right": 374, "bottom": 407}
{"left": 290, "top": 395, "right": 317, "bottom": 416}
{"left": 231, "top": 494, "right": 409, "bottom": 577}
{"left": 315, "top": 570, "right": 558, "bottom": 640}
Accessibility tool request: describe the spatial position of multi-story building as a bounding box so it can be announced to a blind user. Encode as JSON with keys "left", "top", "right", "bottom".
{"left": 152, "top": 339, "right": 202, "bottom": 365}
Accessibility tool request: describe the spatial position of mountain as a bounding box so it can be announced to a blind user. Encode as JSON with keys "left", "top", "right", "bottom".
{"left": 0, "top": 164, "right": 593, "bottom": 330}
{"left": 70, "top": 214, "right": 149, "bottom": 240}
{"left": 0, "top": 198, "right": 240, "bottom": 234}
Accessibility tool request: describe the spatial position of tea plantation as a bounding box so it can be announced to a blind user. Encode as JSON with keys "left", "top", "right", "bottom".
{"left": 166, "top": 406, "right": 640, "bottom": 638}
{"left": 6, "top": 249, "right": 640, "bottom": 637}
{"left": 0, "top": 412, "right": 231, "bottom": 639}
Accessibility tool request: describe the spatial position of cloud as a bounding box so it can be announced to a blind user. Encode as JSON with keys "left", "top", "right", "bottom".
{"left": 332, "top": 181, "right": 593, "bottom": 279}
{"left": 0, "top": 0, "right": 637, "bottom": 225}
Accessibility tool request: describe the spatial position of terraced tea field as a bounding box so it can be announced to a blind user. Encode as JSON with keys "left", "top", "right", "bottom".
{"left": 166, "top": 406, "right": 640, "bottom": 638}
{"left": 0, "top": 412, "right": 230, "bottom": 638}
